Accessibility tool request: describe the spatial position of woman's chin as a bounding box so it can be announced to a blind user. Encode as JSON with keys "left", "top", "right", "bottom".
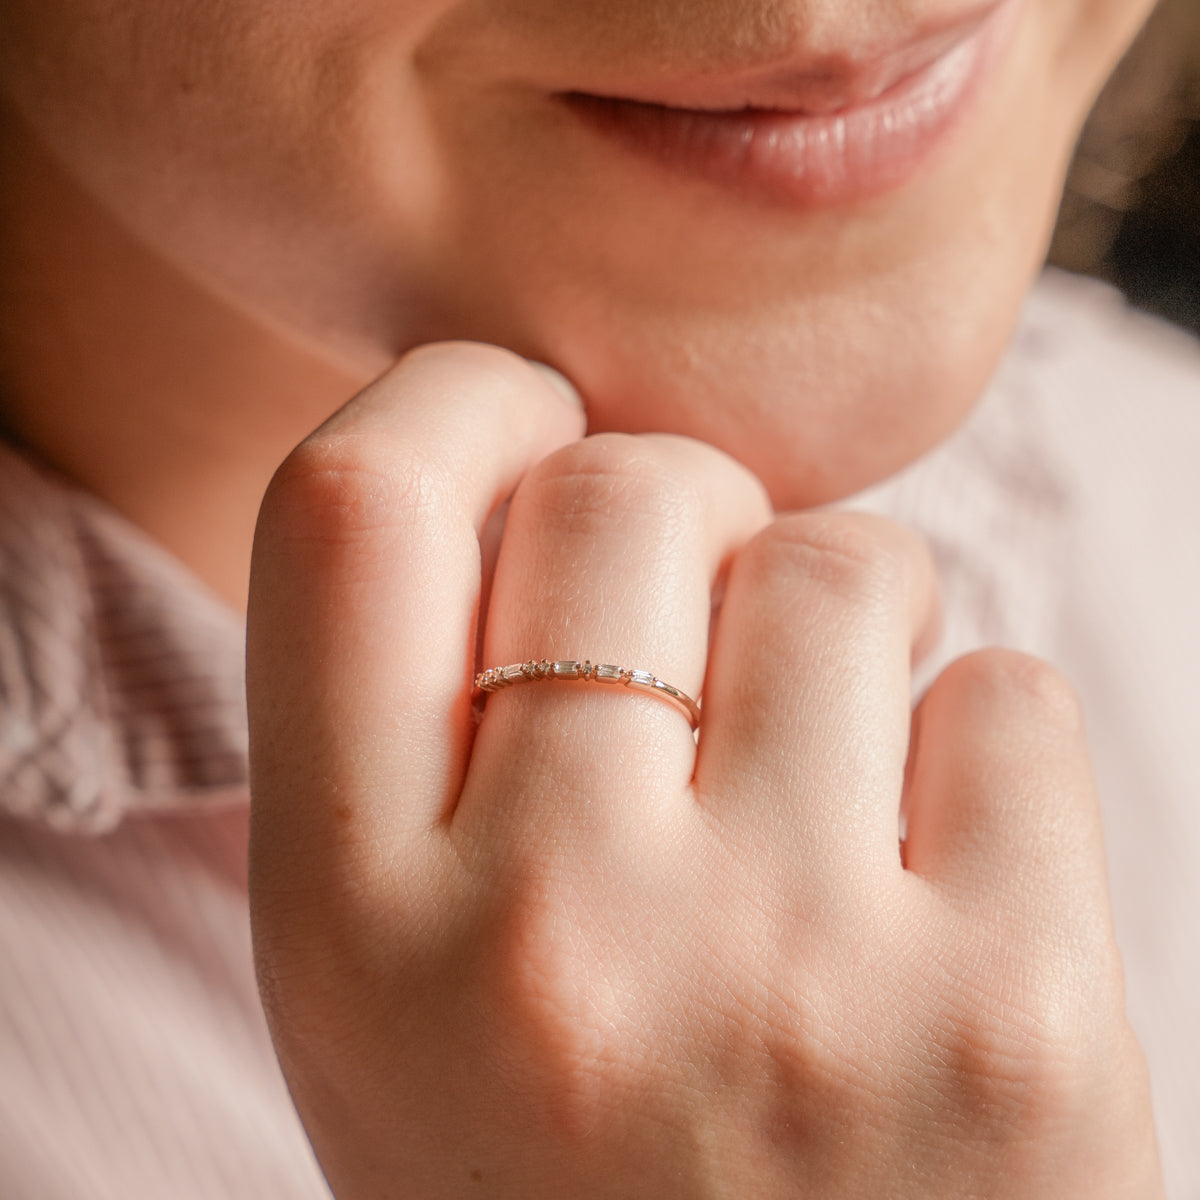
{"left": 565, "top": 368, "right": 979, "bottom": 512}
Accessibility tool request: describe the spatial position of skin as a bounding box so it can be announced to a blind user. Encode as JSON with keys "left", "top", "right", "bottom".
{"left": 0, "top": 0, "right": 1166, "bottom": 1195}
{"left": 247, "top": 349, "right": 1162, "bottom": 1196}
{"left": 0, "top": 0, "right": 1154, "bottom": 605}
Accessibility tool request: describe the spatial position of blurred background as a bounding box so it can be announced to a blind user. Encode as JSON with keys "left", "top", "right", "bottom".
{"left": 1050, "top": 0, "right": 1200, "bottom": 335}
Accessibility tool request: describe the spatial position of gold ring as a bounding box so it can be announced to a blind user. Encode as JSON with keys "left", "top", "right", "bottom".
{"left": 474, "top": 660, "right": 701, "bottom": 731}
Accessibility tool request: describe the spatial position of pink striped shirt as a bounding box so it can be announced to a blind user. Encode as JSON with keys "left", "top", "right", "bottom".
{"left": 1, "top": 270, "right": 1197, "bottom": 1198}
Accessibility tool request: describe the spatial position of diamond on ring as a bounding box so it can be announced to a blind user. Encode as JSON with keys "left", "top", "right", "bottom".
{"left": 473, "top": 657, "right": 701, "bottom": 730}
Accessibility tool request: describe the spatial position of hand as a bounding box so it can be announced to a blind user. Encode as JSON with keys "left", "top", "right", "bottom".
{"left": 247, "top": 343, "right": 1163, "bottom": 1198}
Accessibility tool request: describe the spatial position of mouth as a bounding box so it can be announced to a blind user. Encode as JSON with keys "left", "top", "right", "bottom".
{"left": 558, "top": 0, "right": 1021, "bottom": 209}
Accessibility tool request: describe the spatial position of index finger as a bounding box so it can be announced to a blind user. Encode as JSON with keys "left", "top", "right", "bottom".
{"left": 246, "top": 343, "right": 584, "bottom": 895}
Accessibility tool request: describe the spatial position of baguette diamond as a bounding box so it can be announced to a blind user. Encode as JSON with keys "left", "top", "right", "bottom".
{"left": 473, "top": 657, "right": 700, "bottom": 730}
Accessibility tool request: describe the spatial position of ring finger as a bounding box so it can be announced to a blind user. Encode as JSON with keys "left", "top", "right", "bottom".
{"left": 459, "top": 432, "right": 771, "bottom": 834}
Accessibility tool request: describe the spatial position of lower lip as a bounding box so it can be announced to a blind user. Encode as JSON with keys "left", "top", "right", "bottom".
{"left": 561, "top": 0, "right": 1019, "bottom": 210}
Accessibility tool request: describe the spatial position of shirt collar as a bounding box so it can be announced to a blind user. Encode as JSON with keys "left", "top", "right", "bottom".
{"left": 0, "top": 443, "right": 248, "bottom": 834}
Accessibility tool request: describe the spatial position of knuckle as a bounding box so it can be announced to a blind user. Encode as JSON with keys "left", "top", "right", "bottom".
{"left": 734, "top": 976, "right": 899, "bottom": 1154}
{"left": 521, "top": 434, "right": 698, "bottom": 534}
{"left": 947, "top": 649, "right": 1084, "bottom": 733}
{"left": 478, "top": 877, "right": 631, "bottom": 1139}
{"left": 771, "top": 1018, "right": 879, "bottom": 1116}
{"left": 261, "top": 432, "right": 460, "bottom": 560}
{"left": 929, "top": 931, "right": 1131, "bottom": 1140}
{"left": 744, "top": 512, "right": 905, "bottom": 603}
{"left": 643, "top": 432, "right": 773, "bottom": 509}
{"left": 935, "top": 996, "right": 1093, "bottom": 1136}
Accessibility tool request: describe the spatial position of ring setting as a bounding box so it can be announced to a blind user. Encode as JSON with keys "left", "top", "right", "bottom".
{"left": 474, "top": 659, "right": 701, "bottom": 730}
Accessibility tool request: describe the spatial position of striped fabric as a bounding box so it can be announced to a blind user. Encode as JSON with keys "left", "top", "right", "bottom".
{"left": 0, "top": 448, "right": 329, "bottom": 1196}
{"left": 0, "top": 270, "right": 1197, "bottom": 1198}
{"left": 0, "top": 446, "right": 248, "bottom": 833}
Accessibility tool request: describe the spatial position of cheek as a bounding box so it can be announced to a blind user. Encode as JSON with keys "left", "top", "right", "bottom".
{"left": 0, "top": 0, "right": 454, "bottom": 370}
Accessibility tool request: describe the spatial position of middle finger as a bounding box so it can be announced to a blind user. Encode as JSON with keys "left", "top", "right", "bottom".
{"left": 697, "top": 511, "right": 938, "bottom": 885}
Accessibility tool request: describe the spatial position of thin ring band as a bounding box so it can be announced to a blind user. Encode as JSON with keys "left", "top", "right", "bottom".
{"left": 474, "top": 659, "right": 702, "bottom": 731}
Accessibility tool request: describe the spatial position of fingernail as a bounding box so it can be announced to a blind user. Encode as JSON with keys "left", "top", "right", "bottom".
{"left": 527, "top": 360, "right": 584, "bottom": 410}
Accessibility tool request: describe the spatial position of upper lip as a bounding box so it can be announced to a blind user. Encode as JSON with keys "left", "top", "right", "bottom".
{"left": 566, "top": 2, "right": 1004, "bottom": 115}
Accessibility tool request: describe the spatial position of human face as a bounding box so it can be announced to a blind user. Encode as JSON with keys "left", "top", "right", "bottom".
{"left": 0, "top": 0, "right": 1153, "bottom": 505}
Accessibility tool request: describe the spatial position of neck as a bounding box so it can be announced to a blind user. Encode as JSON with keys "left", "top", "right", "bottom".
{"left": 0, "top": 109, "right": 371, "bottom": 613}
